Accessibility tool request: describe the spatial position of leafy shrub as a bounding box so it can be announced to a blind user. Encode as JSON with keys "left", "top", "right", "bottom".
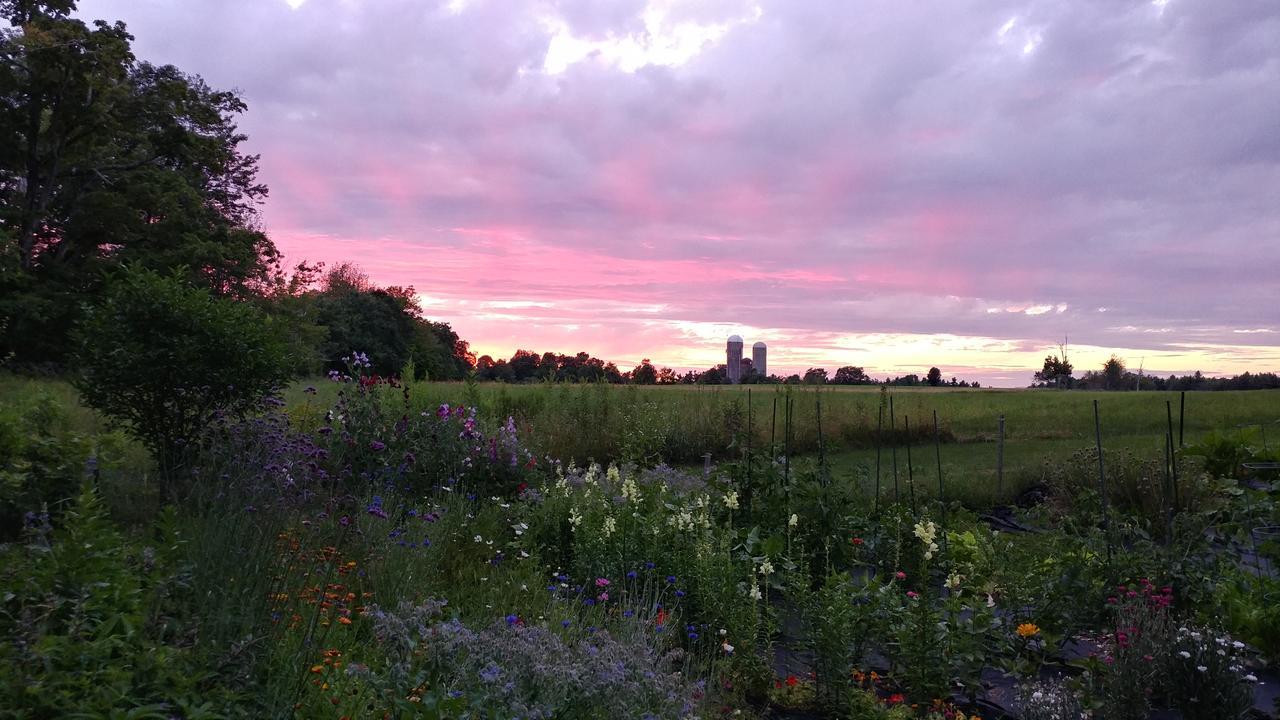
{"left": 0, "top": 483, "right": 237, "bottom": 717}
{"left": 0, "top": 393, "right": 91, "bottom": 538}
{"left": 73, "top": 266, "right": 291, "bottom": 474}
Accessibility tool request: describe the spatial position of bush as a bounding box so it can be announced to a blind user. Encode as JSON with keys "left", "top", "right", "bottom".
{"left": 0, "top": 393, "right": 91, "bottom": 538}
{"left": 73, "top": 267, "right": 290, "bottom": 476}
{"left": 0, "top": 483, "right": 239, "bottom": 716}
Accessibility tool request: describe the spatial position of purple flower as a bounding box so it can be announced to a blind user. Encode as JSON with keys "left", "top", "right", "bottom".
{"left": 370, "top": 440, "right": 386, "bottom": 451}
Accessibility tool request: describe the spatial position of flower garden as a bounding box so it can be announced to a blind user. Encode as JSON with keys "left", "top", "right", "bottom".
{"left": 2, "top": 362, "right": 1278, "bottom": 719}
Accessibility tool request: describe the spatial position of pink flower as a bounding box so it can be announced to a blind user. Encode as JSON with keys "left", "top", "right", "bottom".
{"left": 895, "top": 571, "right": 907, "bottom": 580}
{"left": 906, "top": 591, "right": 919, "bottom": 599}
{"left": 595, "top": 578, "right": 611, "bottom": 588}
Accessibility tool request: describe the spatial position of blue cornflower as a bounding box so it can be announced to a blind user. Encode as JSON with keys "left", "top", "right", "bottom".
{"left": 675, "top": 590, "right": 686, "bottom": 598}
{"left": 688, "top": 632, "right": 699, "bottom": 640}
{"left": 584, "top": 598, "right": 596, "bottom": 606}
{"left": 562, "top": 619, "right": 571, "bottom": 628}
{"left": 505, "top": 614, "right": 519, "bottom": 626}
{"left": 645, "top": 561, "right": 655, "bottom": 569}
{"left": 626, "top": 570, "right": 638, "bottom": 579}
{"left": 623, "top": 610, "right": 634, "bottom": 618}
{"left": 666, "top": 575, "right": 676, "bottom": 584}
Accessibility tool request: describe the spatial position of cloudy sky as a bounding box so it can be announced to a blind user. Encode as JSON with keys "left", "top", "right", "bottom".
{"left": 80, "top": 0, "right": 1279, "bottom": 385}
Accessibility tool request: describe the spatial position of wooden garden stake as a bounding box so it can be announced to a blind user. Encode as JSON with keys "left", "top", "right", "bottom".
{"left": 1094, "top": 399, "right": 1112, "bottom": 563}
{"left": 875, "top": 404, "right": 883, "bottom": 514}
{"left": 890, "top": 395, "right": 900, "bottom": 504}
{"left": 905, "top": 414, "right": 917, "bottom": 514}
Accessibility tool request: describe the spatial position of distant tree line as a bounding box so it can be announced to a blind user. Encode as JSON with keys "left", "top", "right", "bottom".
{"left": 1032, "top": 352, "right": 1280, "bottom": 391}
{"left": 471, "top": 354, "right": 983, "bottom": 387}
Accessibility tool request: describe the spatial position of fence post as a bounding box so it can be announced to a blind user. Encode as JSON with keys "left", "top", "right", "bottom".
{"left": 905, "top": 414, "right": 917, "bottom": 514}
{"left": 890, "top": 395, "right": 900, "bottom": 503}
{"left": 1094, "top": 400, "right": 1112, "bottom": 563}
{"left": 997, "top": 414, "right": 1006, "bottom": 500}
{"left": 875, "top": 404, "right": 883, "bottom": 514}
{"left": 934, "top": 410, "right": 948, "bottom": 558}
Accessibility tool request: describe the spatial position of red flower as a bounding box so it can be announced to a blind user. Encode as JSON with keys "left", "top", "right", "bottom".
{"left": 656, "top": 609, "right": 668, "bottom": 626}
{"left": 887, "top": 693, "right": 905, "bottom": 704}
{"left": 851, "top": 537, "right": 864, "bottom": 545}
{"left": 785, "top": 675, "right": 799, "bottom": 687}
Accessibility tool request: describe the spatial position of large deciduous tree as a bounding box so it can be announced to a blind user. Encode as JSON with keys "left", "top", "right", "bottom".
{"left": 0, "top": 0, "right": 278, "bottom": 363}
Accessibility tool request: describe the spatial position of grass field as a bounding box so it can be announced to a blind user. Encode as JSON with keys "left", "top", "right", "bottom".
{"left": 9, "top": 373, "right": 1279, "bottom": 507}
{"left": 282, "top": 379, "right": 1280, "bottom": 505}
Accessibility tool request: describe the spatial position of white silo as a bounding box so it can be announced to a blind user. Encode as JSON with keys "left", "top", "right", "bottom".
{"left": 752, "top": 341, "right": 767, "bottom": 378}
{"left": 726, "top": 335, "right": 743, "bottom": 384}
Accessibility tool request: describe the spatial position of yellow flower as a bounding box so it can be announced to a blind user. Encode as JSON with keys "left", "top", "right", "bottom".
{"left": 1016, "top": 622, "right": 1040, "bottom": 638}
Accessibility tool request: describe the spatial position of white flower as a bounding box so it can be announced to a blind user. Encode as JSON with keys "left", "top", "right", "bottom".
{"left": 568, "top": 507, "right": 583, "bottom": 529}
{"left": 602, "top": 516, "right": 617, "bottom": 537}
{"left": 748, "top": 582, "right": 762, "bottom": 601}
{"left": 1232, "top": 640, "right": 1245, "bottom": 649}
{"left": 1196, "top": 665, "right": 1208, "bottom": 672}
{"left": 1245, "top": 674, "right": 1258, "bottom": 682}
{"left": 945, "top": 572, "right": 963, "bottom": 590}
{"left": 473, "top": 534, "right": 483, "bottom": 543}
{"left": 621, "top": 476, "right": 641, "bottom": 503}
{"left": 912, "top": 520, "right": 938, "bottom": 545}
{"left": 986, "top": 593, "right": 996, "bottom": 608}
{"left": 1178, "top": 651, "right": 1191, "bottom": 659}
{"left": 719, "top": 628, "right": 727, "bottom": 636}
{"left": 758, "top": 559, "right": 775, "bottom": 576}
{"left": 723, "top": 491, "right": 739, "bottom": 510}
{"left": 606, "top": 464, "right": 621, "bottom": 485}
{"left": 788, "top": 513, "right": 798, "bottom": 527}
{"left": 722, "top": 641, "right": 734, "bottom": 654}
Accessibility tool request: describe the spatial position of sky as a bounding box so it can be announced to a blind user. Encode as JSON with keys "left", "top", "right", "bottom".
{"left": 78, "top": 0, "right": 1280, "bottom": 386}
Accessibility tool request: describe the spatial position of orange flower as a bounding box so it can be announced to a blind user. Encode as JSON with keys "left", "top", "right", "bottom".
{"left": 338, "top": 616, "right": 352, "bottom": 625}
{"left": 1016, "top": 622, "right": 1041, "bottom": 638}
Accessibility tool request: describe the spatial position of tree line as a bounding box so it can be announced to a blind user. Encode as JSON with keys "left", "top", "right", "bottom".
{"left": 473, "top": 353, "right": 982, "bottom": 388}
{"left": 1033, "top": 352, "right": 1280, "bottom": 391}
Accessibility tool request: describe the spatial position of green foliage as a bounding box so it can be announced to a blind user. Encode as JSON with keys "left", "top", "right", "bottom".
{"left": 0, "top": 391, "right": 125, "bottom": 539}
{"left": 1184, "top": 427, "right": 1280, "bottom": 480}
{"left": 0, "top": 482, "right": 236, "bottom": 717}
{"left": 0, "top": 1, "right": 279, "bottom": 364}
{"left": 310, "top": 263, "right": 472, "bottom": 379}
{"left": 73, "top": 267, "right": 290, "bottom": 471}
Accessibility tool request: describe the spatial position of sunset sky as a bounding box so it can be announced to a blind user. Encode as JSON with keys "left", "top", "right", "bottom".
{"left": 79, "top": 0, "right": 1279, "bottom": 386}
